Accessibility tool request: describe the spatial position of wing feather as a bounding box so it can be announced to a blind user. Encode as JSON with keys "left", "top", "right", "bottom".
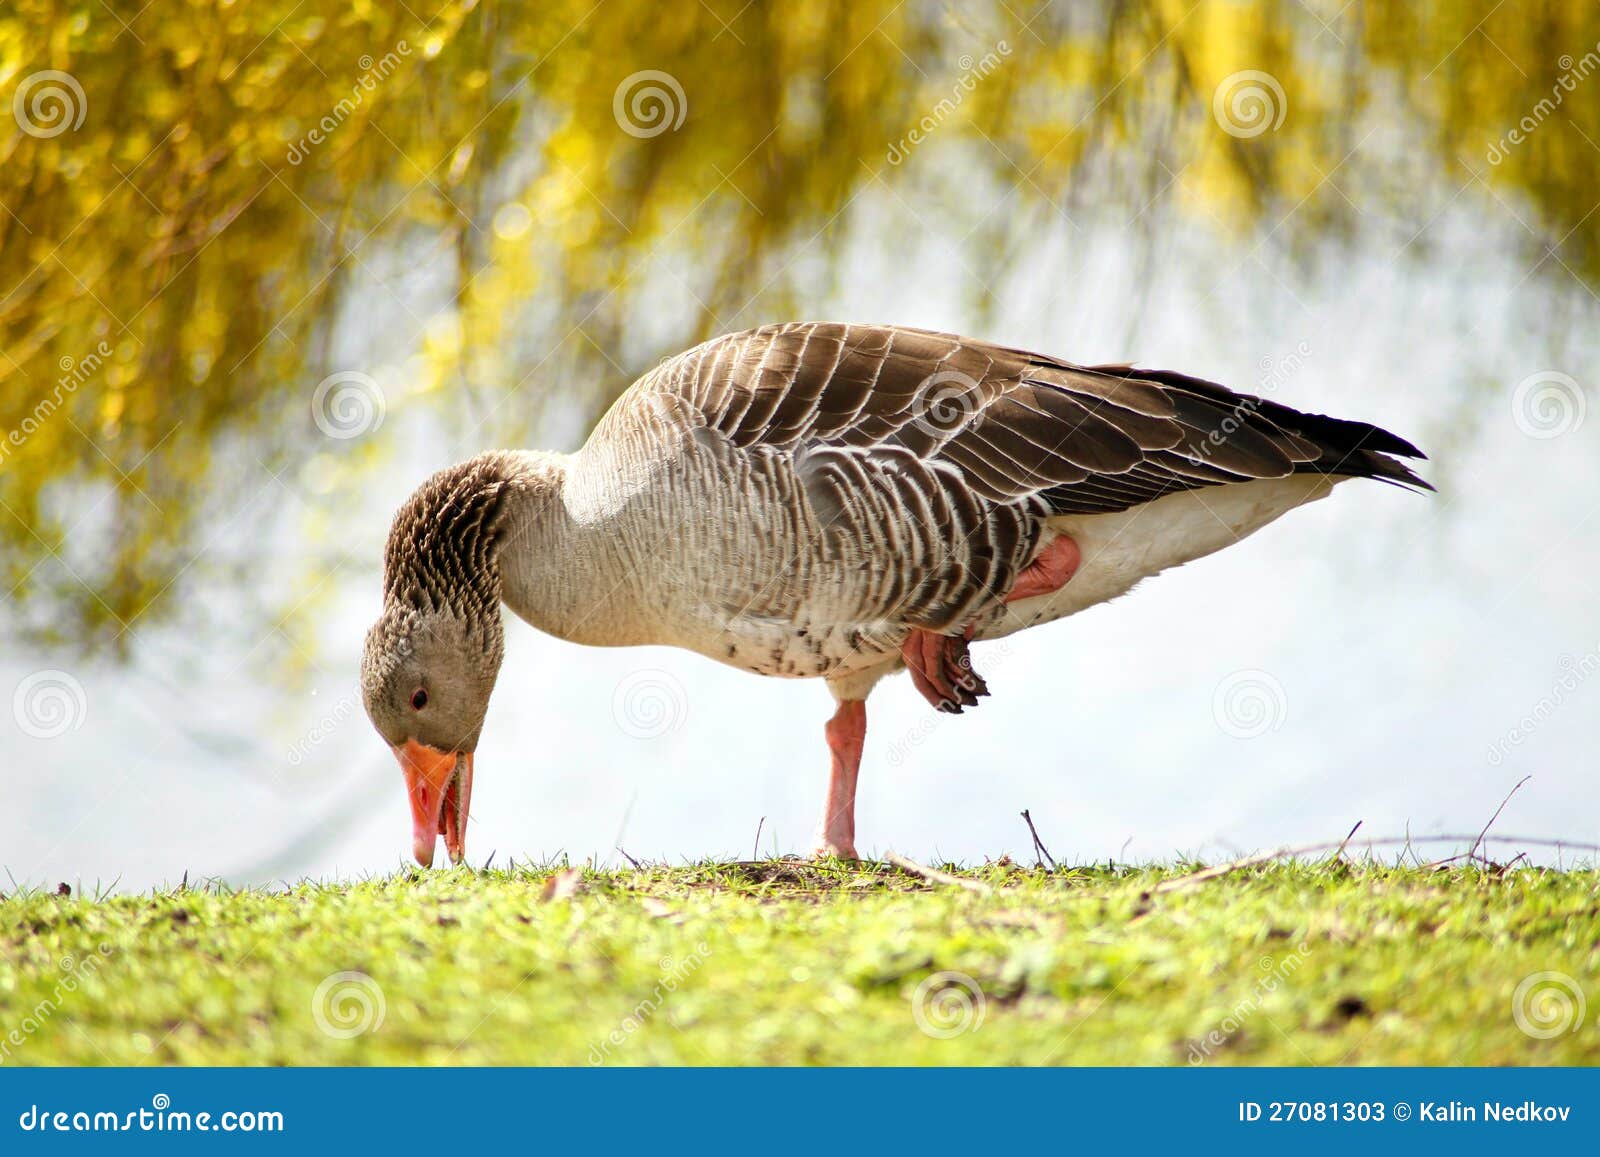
{"left": 630, "top": 322, "right": 1429, "bottom": 629}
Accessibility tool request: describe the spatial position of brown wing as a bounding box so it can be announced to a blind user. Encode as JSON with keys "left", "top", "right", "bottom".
{"left": 649, "top": 321, "right": 1428, "bottom": 510}
{"left": 639, "top": 322, "right": 1428, "bottom": 629}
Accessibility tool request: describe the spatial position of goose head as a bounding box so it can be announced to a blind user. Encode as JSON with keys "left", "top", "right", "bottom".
{"left": 359, "top": 455, "right": 519, "bottom": 867}
{"left": 361, "top": 608, "right": 502, "bottom": 866}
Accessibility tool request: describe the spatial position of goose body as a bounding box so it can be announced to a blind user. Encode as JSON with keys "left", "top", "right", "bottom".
{"left": 362, "top": 322, "right": 1429, "bottom": 863}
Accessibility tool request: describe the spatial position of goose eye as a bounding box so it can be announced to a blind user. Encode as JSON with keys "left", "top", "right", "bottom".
{"left": 409, "top": 687, "right": 429, "bottom": 711}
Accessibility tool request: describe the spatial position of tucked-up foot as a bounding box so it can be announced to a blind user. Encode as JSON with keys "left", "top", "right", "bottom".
{"left": 901, "top": 630, "right": 989, "bottom": 713}
{"left": 1005, "top": 533, "right": 1082, "bottom": 604}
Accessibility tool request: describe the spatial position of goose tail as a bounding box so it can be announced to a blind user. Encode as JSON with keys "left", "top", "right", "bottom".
{"left": 1107, "top": 366, "right": 1435, "bottom": 494}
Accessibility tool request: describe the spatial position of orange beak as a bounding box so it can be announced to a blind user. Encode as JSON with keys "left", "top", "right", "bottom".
{"left": 391, "top": 739, "right": 474, "bottom": 867}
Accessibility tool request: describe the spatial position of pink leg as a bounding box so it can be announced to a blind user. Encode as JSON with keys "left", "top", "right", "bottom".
{"left": 1005, "top": 533, "right": 1082, "bottom": 604}
{"left": 812, "top": 699, "right": 867, "bottom": 860}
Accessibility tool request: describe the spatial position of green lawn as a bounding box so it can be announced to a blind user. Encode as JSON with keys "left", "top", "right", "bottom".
{"left": 2, "top": 859, "right": 1596, "bottom": 1065}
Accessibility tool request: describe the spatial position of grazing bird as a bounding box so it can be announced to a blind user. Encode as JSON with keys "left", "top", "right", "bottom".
{"left": 360, "top": 322, "right": 1429, "bottom": 865}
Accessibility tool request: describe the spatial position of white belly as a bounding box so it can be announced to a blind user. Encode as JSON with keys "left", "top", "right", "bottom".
{"left": 979, "top": 475, "right": 1339, "bottom": 639}
{"left": 645, "top": 474, "right": 1340, "bottom": 693}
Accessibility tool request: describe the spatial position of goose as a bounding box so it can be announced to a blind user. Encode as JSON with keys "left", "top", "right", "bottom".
{"left": 360, "top": 322, "right": 1429, "bottom": 865}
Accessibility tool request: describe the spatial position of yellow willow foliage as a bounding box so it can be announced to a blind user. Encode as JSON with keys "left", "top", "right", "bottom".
{"left": 0, "top": 0, "right": 1594, "bottom": 645}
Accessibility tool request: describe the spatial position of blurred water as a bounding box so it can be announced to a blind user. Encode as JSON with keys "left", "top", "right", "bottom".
{"left": 5, "top": 191, "right": 1598, "bottom": 892}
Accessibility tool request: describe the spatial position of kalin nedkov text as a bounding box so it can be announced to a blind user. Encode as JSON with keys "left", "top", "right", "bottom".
{"left": 1418, "top": 1102, "right": 1571, "bottom": 1123}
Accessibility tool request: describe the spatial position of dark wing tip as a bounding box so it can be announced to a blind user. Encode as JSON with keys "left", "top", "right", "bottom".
{"left": 1358, "top": 449, "right": 1437, "bottom": 493}
{"left": 1313, "top": 413, "right": 1428, "bottom": 461}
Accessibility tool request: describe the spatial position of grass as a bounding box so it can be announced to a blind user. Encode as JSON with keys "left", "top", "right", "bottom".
{"left": 1, "top": 857, "right": 1596, "bottom": 1066}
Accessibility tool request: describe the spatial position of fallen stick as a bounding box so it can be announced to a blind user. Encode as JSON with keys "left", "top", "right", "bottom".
{"left": 1149, "top": 829, "right": 1593, "bottom": 896}
{"left": 1148, "top": 850, "right": 1285, "bottom": 895}
{"left": 885, "top": 851, "right": 993, "bottom": 894}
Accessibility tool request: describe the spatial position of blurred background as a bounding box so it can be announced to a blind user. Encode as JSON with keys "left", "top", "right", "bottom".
{"left": 2, "top": 1, "right": 1596, "bottom": 892}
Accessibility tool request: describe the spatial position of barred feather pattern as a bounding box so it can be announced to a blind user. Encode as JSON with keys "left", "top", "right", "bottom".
{"left": 374, "top": 323, "right": 1428, "bottom": 687}
{"left": 544, "top": 323, "right": 1427, "bottom": 678}
{"left": 381, "top": 450, "right": 523, "bottom": 622}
